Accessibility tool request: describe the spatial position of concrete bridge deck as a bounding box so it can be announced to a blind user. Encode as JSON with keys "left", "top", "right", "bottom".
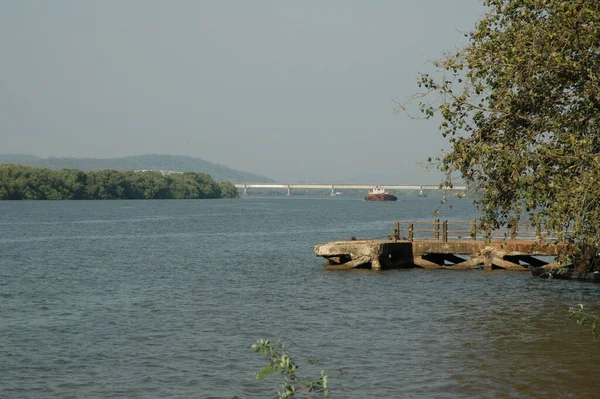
{"left": 235, "top": 183, "right": 467, "bottom": 195}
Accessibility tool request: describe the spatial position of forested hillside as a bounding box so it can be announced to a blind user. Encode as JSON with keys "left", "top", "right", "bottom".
{"left": 0, "top": 164, "right": 238, "bottom": 200}
{"left": 0, "top": 154, "right": 274, "bottom": 183}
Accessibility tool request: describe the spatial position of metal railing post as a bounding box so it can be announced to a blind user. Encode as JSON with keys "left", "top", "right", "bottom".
{"left": 470, "top": 219, "right": 476, "bottom": 240}
{"left": 408, "top": 222, "right": 414, "bottom": 241}
{"left": 434, "top": 218, "right": 440, "bottom": 240}
{"left": 442, "top": 220, "right": 448, "bottom": 242}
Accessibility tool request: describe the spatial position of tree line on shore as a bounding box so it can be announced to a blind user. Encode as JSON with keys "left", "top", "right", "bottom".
{"left": 0, "top": 153, "right": 275, "bottom": 183}
{"left": 0, "top": 164, "right": 239, "bottom": 200}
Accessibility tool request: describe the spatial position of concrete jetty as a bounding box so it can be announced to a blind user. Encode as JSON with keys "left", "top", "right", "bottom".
{"left": 314, "top": 220, "right": 583, "bottom": 271}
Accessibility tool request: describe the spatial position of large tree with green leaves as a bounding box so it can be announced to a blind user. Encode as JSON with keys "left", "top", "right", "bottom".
{"left": 412, "top": 0, "right": 600, "bottom": 257}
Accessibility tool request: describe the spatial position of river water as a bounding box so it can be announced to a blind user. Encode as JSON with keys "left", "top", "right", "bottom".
{"left": 1, "top": 196, "right": 599, "bottom": 398}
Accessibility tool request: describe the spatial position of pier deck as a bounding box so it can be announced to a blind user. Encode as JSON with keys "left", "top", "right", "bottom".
{"left": 314, "top": 220, "right": 582, "bottom": 271}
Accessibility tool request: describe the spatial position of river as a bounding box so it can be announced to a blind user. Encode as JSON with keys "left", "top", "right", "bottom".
{"left": 1, "top": 196, "right": 599, "bottom": 398}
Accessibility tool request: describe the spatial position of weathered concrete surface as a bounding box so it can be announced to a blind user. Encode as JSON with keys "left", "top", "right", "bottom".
{"left": 412, "top": 240, "right": 573, "bottom": 256}
{"left": 314, "top": 240, "right": 412, "bottom": 270}
{"left": 315, "top": 239, "right": 573, "bottom": 271}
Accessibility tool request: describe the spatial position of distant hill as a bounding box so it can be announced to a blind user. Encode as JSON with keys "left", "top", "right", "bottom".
{"left": 0, "top": 154, "right": 275, "bottom": 183}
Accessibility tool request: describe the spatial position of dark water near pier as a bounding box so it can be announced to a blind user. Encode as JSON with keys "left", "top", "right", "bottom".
{"left": 1, "top": 197, "right": 599, "bottom": 398}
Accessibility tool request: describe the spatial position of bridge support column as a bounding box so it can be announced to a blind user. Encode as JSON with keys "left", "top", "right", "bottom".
{"left": 286, "top": 186, "right": 292, "bottom": 196}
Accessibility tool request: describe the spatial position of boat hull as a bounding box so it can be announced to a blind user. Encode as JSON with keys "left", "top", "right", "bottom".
{"left": 364, "top": 194, "right": 398, "bottom": 201}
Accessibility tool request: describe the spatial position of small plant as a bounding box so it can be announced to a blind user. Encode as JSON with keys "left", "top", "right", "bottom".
{"left": 547, "top": 267, "right": 569, "bottom": 279}
{"left": 568, "top": 304, "right": 600, "bottom": 338}
{"left": 251, "top": 339, "right": 329, "bottom": 399}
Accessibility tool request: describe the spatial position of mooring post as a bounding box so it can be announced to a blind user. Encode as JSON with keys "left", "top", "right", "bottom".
{"left": 442, "top": 220, "right": 448, "bottom": 242}
{"left": 408, "top": 222, "right": 414, "bottom": 241}
{"left": 470, "top": 220, "right": 477, "bottom": 240}
{"left": 434, "top": 218, "right": 440, "bottom": 240}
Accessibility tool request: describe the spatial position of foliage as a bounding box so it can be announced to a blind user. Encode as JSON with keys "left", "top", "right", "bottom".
{"left": 252, "top": 339, "right": 328, "bottom": 399}
{"left": 568, "top": 304, "right": 600, "bottom": 338}
{"left": 405, "top": 0, "right": 600, "bottom": 256}
{"left": 0, "top": 164, "right": 239, "bottom": 200}
{"left": 0, "top": 154, "right": 275, "bottom": 183}
{"left": 218, "top": 181, "right": 239, "bottom": 198}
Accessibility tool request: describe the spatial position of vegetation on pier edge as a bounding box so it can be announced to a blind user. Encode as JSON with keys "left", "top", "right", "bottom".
{"left": 405, "top": 0, "right": 600, "bottom": 266}
{"left": 0, "top": 164, "right": 238, "bottom": 200}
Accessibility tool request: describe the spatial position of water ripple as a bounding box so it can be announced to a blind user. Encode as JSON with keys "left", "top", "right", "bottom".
{"left": 1, "top": 198, "right": 599, "bottom": 398}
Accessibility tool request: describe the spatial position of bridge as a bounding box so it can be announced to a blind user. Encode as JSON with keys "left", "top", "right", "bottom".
{"left": 234, "top": 183, "right": 467, "bottom": 196}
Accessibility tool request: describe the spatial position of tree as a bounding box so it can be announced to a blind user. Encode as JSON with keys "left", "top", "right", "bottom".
{"left": 408, "top": 0, "right": 600, "bottom": 265}
{"left": 0, "top": 165, "right": 239, "bottom": 200}
{"left": 218, "top": 181, "right": 240, "bottom": 199}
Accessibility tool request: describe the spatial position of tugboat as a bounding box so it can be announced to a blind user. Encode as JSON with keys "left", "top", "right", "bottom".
{"left": 364, "top": 187, "right": 397, "bottom": 201}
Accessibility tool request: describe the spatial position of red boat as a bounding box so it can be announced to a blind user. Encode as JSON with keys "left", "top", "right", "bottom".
{"left": 364, "top": 187, "right": 397, "bottom": 201}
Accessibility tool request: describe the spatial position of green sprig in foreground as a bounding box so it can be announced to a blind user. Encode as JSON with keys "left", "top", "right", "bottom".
{"left": 569, "top": 304, "right": 600, "bottom": 338}
{"left": 252, "top": 339, "right": 328, "bottom": 399}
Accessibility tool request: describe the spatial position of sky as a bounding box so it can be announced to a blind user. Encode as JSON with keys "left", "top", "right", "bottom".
{"left": 0, "top": 0, "right": 486, "bottom": 184}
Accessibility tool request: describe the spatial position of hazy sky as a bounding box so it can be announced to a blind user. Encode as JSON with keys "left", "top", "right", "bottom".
{"left": 1, "top": 1, "right": 486, "bottom": 183}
